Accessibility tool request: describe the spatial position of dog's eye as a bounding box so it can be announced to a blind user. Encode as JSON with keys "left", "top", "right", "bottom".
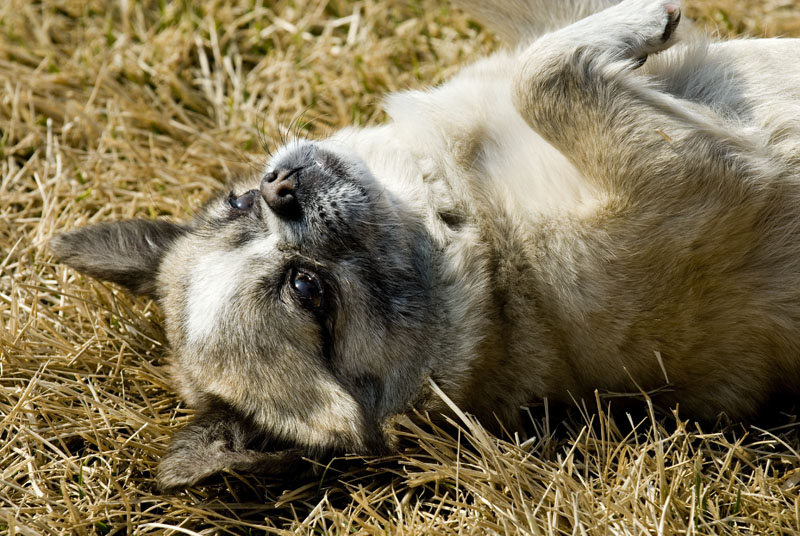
{"left": 291, "top": 268, "right": 324, "bottom": 310}
{"left": 228, "top": 190, "right": 257, "bottom": 212}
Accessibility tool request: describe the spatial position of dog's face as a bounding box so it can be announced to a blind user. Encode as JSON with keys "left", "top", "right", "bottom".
{"left": 52, "top": 140, "right": 439, "bottom": 489}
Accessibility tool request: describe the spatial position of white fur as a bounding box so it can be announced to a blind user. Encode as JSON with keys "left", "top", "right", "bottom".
{"left": 186, "top": 236, "right": 280, "bottom": 344}
{"left": 385, "top": 54, "right": 600, "bottom": 218}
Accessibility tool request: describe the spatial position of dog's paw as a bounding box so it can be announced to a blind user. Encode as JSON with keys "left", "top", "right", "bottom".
{"left": 604, "top": 0, "right": 681, "bottom": 60}
{"left": 660, "top": 3, "right": 682, "bottom": 42}
{"left": 156, "top": 439, "right": 229, "bottom": 492}
{"left": 556, "top": 0, "right": 681, "bottom": 64}
{"left": 630, "top": 0, "right": 681, "bottom": 56}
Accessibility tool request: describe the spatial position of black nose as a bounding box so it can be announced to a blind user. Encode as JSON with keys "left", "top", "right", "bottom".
{"left": 261, "top": 167, "right": 302, "bottom": 219}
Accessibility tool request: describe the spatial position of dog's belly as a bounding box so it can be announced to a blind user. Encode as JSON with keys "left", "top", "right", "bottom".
{"left": 476, "top": 108, "right": 603, "bottom": 218}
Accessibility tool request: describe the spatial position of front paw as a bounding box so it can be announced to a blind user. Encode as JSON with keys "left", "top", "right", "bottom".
{"left": 157, "top": 440, "right": 229, "bottom": 492}
{"left": 604, "top": 0, "right": 681, "bottom": 60}
{"left": 556, "top": 0, "right": 682, "bottom": 64}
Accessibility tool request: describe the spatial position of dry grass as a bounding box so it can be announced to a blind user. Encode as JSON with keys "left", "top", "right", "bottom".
{"left": 3, "top": 0, "right": 800, "bottom": 534}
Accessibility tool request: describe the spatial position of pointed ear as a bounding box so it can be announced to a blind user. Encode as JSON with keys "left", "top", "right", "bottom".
{"left": 50, "top": 220, "right": 188, "bottom": 298}
{"left": 157, "top": 405, "right": 314, "bottom": 492}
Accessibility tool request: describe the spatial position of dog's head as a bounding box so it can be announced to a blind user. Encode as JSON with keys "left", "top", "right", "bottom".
{"left": 52, "top": 140, "right": 440, "bottom": 489}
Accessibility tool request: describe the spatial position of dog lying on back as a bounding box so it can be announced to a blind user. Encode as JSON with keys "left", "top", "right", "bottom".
{"left": 52, "top": 0, "right": 800, "bottom": 490}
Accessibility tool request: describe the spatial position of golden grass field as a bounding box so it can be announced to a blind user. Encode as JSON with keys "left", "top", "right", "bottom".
{"left": 3, "top": 0, "right": 800, "bottom": 534}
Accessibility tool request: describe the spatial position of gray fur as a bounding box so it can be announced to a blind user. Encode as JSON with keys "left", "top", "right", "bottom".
{"left": 51, "top": 0, "right": 800, "bottom": 490}
{"left": 50, "top": 220, "right": 188, "bottom": 297}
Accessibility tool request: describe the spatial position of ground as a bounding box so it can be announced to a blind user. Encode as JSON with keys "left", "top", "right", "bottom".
{"left": 2, "top": 0, "right": 800, "bottom": 534}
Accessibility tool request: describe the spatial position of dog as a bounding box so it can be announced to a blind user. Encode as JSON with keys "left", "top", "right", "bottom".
{"left": 51, "top": 0, "right": 800, "bottom": 490}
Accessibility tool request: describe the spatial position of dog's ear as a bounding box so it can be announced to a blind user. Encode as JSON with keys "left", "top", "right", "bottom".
{"left": 50, "top": 219, "right": 188, "bottom": 298}
{"left": 156, "top": 405, "right": 314, "bottom": 492}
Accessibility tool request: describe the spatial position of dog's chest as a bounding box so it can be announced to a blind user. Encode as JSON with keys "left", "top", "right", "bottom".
{"left": 384, "top": 51, "right": 602, "bottom": 220}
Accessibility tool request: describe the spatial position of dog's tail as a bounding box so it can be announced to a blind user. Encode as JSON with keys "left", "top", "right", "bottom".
{"left": 453, "top": 0, "right": 621, "bottom": 46}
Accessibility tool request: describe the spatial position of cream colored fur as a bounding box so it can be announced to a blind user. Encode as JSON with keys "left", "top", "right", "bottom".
{"left": 51, "top": 0, "right": 800, "bottom": 489}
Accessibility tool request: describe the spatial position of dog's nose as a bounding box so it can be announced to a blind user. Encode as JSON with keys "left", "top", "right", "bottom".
{"left": 261, "top": 167, "right": 302, "bottom": 219}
